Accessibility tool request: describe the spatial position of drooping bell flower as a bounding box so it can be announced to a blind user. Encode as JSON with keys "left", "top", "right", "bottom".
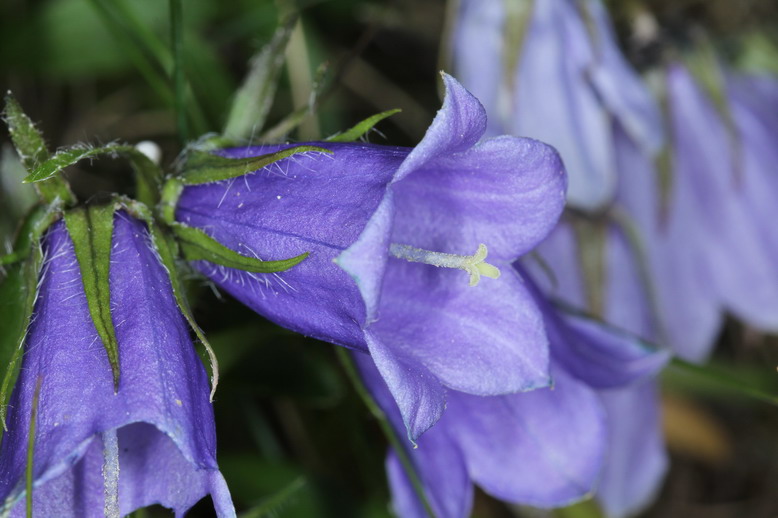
{"left": 665, "top": 64, "right": 778, "bottom": 335}
{"left": 173, "top": 74, "right": 567, "bottom": 440}
{"left": 451, "top": 0, "right": 662, "bottom": 211}
{"left": 358, "top": 268, "right": 668, "bottom": 518}
{"left": 528, "top": 120, "right": 723, "bottom": 362}
{"left": 0, "top": 214, "right": 235, "bottom": 517}
{"left": 725, "top": 72, "right": 778, "bottom": 310}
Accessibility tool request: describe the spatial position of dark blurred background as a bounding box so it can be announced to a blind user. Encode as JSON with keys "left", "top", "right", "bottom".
{"left": 1, "top": 1, "right": 778, "bottom": 517}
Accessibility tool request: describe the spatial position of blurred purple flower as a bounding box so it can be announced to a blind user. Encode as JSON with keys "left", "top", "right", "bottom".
{"left": 0, "top": 215, "right": 235, "bottom": 517}
{"left": 175, "top": 74, "right": 567, "bottom": 440}
{"left": 357, "top": 269, "right": 668, "bottom": 518}
{"left": 666, "top": 64, "right": 778, "bottom": 336}
{"left": 452, "top": 0, "right": 661, "bottom": 211}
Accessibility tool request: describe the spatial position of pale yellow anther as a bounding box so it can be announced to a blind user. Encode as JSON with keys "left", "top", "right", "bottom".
{"left": 389, "top": 242, "right": 501, "bottom": 287}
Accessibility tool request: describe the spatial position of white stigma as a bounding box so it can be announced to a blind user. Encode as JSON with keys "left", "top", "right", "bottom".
{"left": 389, "top": 243, "right": 501, "bottom": 287}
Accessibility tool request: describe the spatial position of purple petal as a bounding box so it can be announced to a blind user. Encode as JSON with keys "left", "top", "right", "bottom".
{"left": 176, "top": 143, "right": 406, "bottom": 350}
{"left": 355, "top": 355, "right": 472, "bottom": 518}
{"left": 518, "top": 264, "right": 668, "bottom": 388}
{"left": 358, "top": 335, "right": 447, "bottom": 442}
{"left": 0, "top": 215, "right": 234, "bottom": 516}
{"left": 451, "top": 0, "right": 506, "bottom": 136}
{"left": 447, "top": 364, "right": 606, "bottom": 507}
{"left": 614, "top": 121, "right": 722, "bottom": 360}
{"left": 371, "top": 261, "right": 550, "bottom": 397}
{"left": 556, "top": 312, "right": 669, "bottom": 388}
{"left": 668, "top": 64, "right": 778, "bottom": 333}
{"left": 586, "top": 0, "right": 663, "bottom": 153}
{"left": 603, "top": 224, "right": 657, "bottom": 342}
{"left": 525, "top": 221, "right": 588, "bottom": 309}
{"left": 391, "top": 135, "right": 567, "bottom": 261}
{"left": 336, "top": 194, "right": 394, "bottom": 324}
{"left": 386, "top": 426, "right": 473, "bottom": 518}
{"left": 394, "top": 73, "right": 487, "bottom": 182}
{"left": 511, "top": 0, "right": 614, "bottom": 210}
{"left": 597, "top": 380, "right": 667, "bottom": 518}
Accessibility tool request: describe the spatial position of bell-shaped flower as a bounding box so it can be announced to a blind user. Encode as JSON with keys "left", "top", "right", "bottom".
{"left": 359, "top": 268, "right": 668, "bottom": 518}
{"left": 665, "top": 64, "right": 778, "bottom": 336}
{"left": 0, "top": 214, "right": 235, "bottom": 517}
{"left": 174, "top": 74, "right": 567, "bottom": 440}
{"left": 451, "top": 0, "right": 662, "bottom": 211}
{"left": 528, "top": 119, "right": 723, "bottom": 362}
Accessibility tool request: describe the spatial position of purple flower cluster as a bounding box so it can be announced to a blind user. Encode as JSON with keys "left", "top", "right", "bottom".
{"left": 173, "top": 74, "right": 669, "bottom": 517}
{"left": 455, "top": 0, "right": 778, "bottom": 516}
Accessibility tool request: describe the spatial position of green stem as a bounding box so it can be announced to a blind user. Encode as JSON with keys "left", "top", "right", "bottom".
{"left": 335, "top": 348, "right": 436, "bottom": 518}
{"left": 169, "top": 0, "right": 187, "bottom": 143}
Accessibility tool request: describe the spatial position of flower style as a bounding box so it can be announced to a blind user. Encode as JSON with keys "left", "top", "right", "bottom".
{"left": 356, "top": 268, "right": 668, "bottom": 518}
{"left": 0, "top": 214, "right": 235, "bottom": 517}
{"left": 452, "top": 0, "right": 662, "bottom": 211}
{"left": 174, "top": 74, "right": 567, "bottom": 440}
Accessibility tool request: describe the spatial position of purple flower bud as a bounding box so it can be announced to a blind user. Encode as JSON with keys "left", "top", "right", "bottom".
{"left": 175, "top": 74, "right": 568, "bottom": 440}
{"left": 0, "top": 214, "right": 235, "bottom": 517}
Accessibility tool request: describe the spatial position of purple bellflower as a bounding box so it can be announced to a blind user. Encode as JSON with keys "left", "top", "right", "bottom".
{"left": 0, "top": 214, "right": 235, "bottom": 517}
{"left": 356, "top": 268, "right": 668, "bottom": 518}
{"left": 666, "top": 64, "right": 778, "bottom": 334}
{"left": 452, "top": 0, "right": 662, "bottom": 211}
{"left": 174, "top": 74, "right": 567, "bottom": 440}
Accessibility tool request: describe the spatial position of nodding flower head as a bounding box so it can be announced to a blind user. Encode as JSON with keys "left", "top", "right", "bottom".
{"left": 0, "top": 214, "right": 235, "bottom": 517}
{"left": 174, "top": 74, "right": 568, "bottom": 441}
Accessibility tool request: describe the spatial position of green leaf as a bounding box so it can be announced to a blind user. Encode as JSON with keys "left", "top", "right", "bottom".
{"left": 223, "top": 13, "right": 299, "bottom": 141}
{"left": 3, "top": 93, "right": 75, "bottom": 205}
{"left": 326, "top": 109, "right": 401, "bottom": 142}
{"left": 0, "top": 203, "right": 62, "bottom": 437}
{"left": 665, "top": 358, "right": 778, "bottom": 407}
{"left": 22, "top": 143, "right": 163, "bottom": 206}
{"left": 64, "top": 204, "right": 121, "bottom": 390}
{"left": 178, "top": 145, "right": 331, "bottom": 185}
{"left": 259, "top": 61, "right": 329, "bottom": 143}
{"left": 171, "top": 223, "right": 309, "bottom": 273}
{"left": 119, "top": 197, "right": 221, "bottom": 400}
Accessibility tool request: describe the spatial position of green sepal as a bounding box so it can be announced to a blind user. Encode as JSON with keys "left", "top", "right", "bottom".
{"left": 23, "top": 144, "right": 161, "bottom": 200}
{"left": 131, "top": 150, "right": 164, "bottom": 208}
{"left": 63, "top": 204, "right": 121, "bottom": 391}
{"left": 178, "top": 145, "right": 332, "bottom": 186}
{"left": 0, "top": 203, "right": 63, "bottom": 436}
{"left": 325, "top": 109, "right": 401, "bottom": 142}
{"left": 119, "top": 196, "right": 221, "bottom": 400}
{"left": 3, "top": 93, "right": 75, "bottom": 206}
{"left": 222, "top": 13, "right": 299, "bottom": 141}
{"left": 171, "top": 222, "right": 309, "bottom": 273}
